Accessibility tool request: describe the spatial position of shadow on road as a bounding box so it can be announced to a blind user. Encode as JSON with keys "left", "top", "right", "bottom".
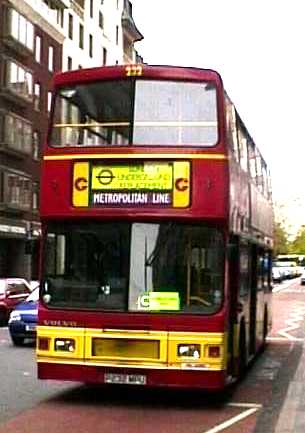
{"left": 45, "top": 382, "right": 233, "bottom": 411}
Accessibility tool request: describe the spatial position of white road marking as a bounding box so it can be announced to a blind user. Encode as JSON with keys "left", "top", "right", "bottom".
{"left": 202, "top": 402, "right": 262, "bottom": 433}
{"left": 228, "top": 402, "right": 262, "bottom": 409}
{"left": 277, "top": 305, "right": 305, "bottom": 340}
{"left": 267, "top": 336, "right": 304, "bottom": 342}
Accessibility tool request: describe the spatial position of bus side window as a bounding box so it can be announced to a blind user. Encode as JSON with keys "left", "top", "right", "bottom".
{"left": 239, "top": 246, "right": 250, "bottom": 297}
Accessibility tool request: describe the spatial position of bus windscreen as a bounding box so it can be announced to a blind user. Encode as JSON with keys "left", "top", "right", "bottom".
{"left": 42, "top": 222, "right": 224, "bottom": 314}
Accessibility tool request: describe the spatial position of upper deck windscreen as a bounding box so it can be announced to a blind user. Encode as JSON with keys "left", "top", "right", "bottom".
{"left": 49, "top": 79, "right": 218, "bottom": 147}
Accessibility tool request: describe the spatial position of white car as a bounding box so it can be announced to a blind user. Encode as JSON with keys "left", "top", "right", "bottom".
{"left": 272, "top": 267, "right": 283, "bottom": 283}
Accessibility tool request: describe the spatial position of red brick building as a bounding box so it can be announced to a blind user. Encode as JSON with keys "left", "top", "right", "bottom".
{"left": 0, "top": 0, "right": 64, "bottom": 278}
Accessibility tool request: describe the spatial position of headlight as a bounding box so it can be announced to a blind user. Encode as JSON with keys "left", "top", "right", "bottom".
{"left": 177, "top": 344, "right": 201, "bottom": 358}
{"left": 9, "top": 311, "right": 22, "bottom": 322}
{"left": 54, "top": 338, "right": 76, "bottom": 352}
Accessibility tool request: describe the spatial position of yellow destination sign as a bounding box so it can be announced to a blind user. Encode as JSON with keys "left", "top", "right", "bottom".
{"left": 72, "top": 160, "right": 190, "bottom": 208}
{"left": 91, "top": 163, "right": 173, "bottom": 190}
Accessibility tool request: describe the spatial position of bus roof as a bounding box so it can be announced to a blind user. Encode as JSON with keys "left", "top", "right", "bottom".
{"left": 52, "top": 64, "right": 223, "bottom": 88}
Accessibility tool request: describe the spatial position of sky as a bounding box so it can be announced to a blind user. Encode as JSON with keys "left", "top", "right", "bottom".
{"left": 131, "top": 0, "right": 305, "bottom": 235}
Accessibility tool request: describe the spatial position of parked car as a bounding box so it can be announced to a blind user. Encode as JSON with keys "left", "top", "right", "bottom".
{"left": 8, "top": 287, "right": 39, "bottom": 346}
{"left": 273, "top": 262, "right": 294, "bottom": 279}
{"left": 272, "top": 267, "right": 283, "bottom": 284}
{"left": 0, "top": 278, "right": 32, "bottom": 324}
{"left": 300, "top": 271, "right": 305, "bottom": 285}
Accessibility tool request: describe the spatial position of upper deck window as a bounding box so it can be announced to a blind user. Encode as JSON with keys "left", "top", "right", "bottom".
{"left": 49, "top": 79, "right": 218, "bottom": 147}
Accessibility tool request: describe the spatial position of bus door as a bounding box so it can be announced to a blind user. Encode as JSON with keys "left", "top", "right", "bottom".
{"left": 227, "top": 236, "right": 239, "bottom": 374}
{"left": 249, "top": 245, "right": 258, "bottom": 356}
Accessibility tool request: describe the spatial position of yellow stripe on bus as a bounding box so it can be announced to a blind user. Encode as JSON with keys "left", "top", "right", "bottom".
{"left": 44, "top": 153, "right": 228, "bottom": 161}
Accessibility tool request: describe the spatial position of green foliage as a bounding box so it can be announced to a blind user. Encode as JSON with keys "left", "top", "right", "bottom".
{"left": 273, "top": 221, "right": 289, "bottom": 256}
{"left": 289, "top": 226, "right": 305, "bottom": 254}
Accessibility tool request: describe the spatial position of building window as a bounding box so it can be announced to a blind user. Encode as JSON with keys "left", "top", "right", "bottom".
{"left": 99, "top": 12, "right": 104, "bottom": 29}
{"left": 67, "top": 57, "right": 73, "bottom": 70}
{"left": 68, "top": 13, "right": 73, "bottom": 39}
{"left": 0, "top": 172, "right": 3, "bottom": 202}
{"left": 48, "top": 92, "right": 52, "bottom": 112}
{"left": 34, "top": 83, "right": 41, "bottom": 111}
{"left": 32, "top": 182, "right": 39, "bottom": 211}
{"left": 48, "top": 46, "right": 54, "bottom": 71}
{"left": 89, "top": 34, "right": 93, "bottom": 57}
{"left": 5, "top": 60, "right": 33, "bottom": 101}
{"left": 35, "top": 35, "right": 41, "bottom": 63}
{"left": 116, "top": 25, "right": 119, "bottom": 45}
{"left": 79, "top": 24, "right": 84, "bottom": 49}
{"left": 90, "top": 0, "right": 94, "bottom": 17}
{"left": 57, "top": 8, "right": 64, "bottom": 27}
{"left": 9, "top": 8, "right": 34, "bottom": 51}
{"left": 4, "top": 171, "right": 32, "bottom": 210}
{"left": 33, "top": 131, "right": 40, "bottom": 160}
{"left": 117, "top": 0, "right": 120, "bottom": 9}
{"left": 102, "top": 47, "right": 107, "bottom": 65}
{"left": 4, "top": 113, "right": 32, "bottom": 154}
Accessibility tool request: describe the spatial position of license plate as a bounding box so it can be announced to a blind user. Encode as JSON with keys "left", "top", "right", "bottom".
{"left": 104, "top": 373, "right": 146, "bottom": 385}
{"left": 25, "top": 325, "right": 36, "bottom": 331}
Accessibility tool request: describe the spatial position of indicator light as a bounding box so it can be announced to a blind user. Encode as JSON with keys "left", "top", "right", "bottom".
{"left": 38, "top": 337, "right": 50, "bottom": 351}
{"left": 208, "top": 345, "right": 221, "bottom": 358}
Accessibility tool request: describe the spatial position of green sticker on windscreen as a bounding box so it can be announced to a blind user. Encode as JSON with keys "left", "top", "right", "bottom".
{"left": 137, "top": 292, "right": 180, "bottom": 311}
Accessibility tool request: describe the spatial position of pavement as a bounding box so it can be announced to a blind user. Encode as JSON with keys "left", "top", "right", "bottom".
{"left": 265, "top": 280, "right": 305, "bottom": 433}
{"left": 274, "top": 343, "right": 305, "bottom": 433}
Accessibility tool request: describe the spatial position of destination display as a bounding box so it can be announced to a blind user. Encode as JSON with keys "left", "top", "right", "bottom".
{"left": 72, "top": 160, "right": 190, "bottom": 208}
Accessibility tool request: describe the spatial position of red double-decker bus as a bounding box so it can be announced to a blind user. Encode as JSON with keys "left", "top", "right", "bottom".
{"left": 37, "top": 64, "right": 273, "bottom": 390}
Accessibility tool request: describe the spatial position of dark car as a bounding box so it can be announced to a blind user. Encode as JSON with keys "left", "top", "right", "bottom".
{"left": 8, "top": 287, "right": 39, "bottom": 346}
{"left": 300, "top": 270, "right": 305, "bottom": 285}
{"left": 0, "top": 278, "right": 32, "bottom": 324}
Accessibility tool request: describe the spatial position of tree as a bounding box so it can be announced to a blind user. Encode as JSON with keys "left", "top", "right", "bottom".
{"left": 289, "top": 226, "right": 305, "bottom": 254}
{"left": 273, "top": 221, "right": 289, "bottom": 256}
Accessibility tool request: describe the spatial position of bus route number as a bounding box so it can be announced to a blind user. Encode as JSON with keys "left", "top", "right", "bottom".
{"left": 125, "top": 65, "right": 143, "bottom": 77}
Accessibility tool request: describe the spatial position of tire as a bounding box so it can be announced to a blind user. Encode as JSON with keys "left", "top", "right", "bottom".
{"left": 11, "top": 336, "right": 24, "bottom": 346}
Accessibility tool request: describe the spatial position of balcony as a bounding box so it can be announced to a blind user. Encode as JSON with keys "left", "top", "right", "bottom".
{"left": 27, "top": 0, "right": 70, "bottom": 8}
{"left": 0, "top": 203, "right": 27, "bottom": 216}
{"left": 122, "top": 0, "right": 143, "bottom": 42}
{"left": 0, "top": 88, "right": 32, "bottom": 109}
{"left": 51, "top": 0, "right": 70, "bottom": 7}
{"left": 73, "top": 0, "right": 84, "bottom": 8}
{"left": 2, "top": 34, "right": 33, "bottom": 58}
{"left": 0, "top": 82, "right": 33, "bottom": 108}
{"left": 71, "top": 0, "right": 84, "bottom": 18}
{"left": 0, "top": 144, "right": 29, "bottom": 160}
